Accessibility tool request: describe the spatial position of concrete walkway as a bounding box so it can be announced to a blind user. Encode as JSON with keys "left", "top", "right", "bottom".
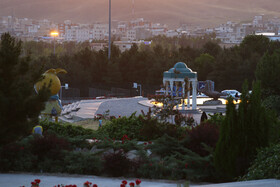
{"left": 0, "top": 173, "right": 279, "bottom": 187}
{"left": 0, "top": 173, "right": 179, "bottom": 187}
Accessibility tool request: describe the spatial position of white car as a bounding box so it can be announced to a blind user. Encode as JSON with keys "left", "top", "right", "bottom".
{"left": 221, "top": 90, "right": 241, "bottom": 98}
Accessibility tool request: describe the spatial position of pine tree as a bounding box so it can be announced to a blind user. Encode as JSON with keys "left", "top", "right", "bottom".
{"left": 0, "top": 33, "right": 49, "bottom": 145}
{"left": 214, "top": 81, "right": 274, "bottom": 180}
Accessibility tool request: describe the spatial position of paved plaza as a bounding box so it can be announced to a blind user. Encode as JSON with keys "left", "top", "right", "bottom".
{"left": 62, "top": 96, "right": 226, "bottom": 124}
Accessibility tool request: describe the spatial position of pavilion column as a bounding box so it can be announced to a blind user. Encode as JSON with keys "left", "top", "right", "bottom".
{"left": 170, "top": 81, "right": 174, "bottom": 99}
{"left": 182, "top": 81, "right": 185, "bottom": 110}
{"left": 175, "top": 81, "right": 179, "bottom": 109}
{"left": 175, "top": 82, "right": 179, "bottom": 97}
{"left": 187, "top": 81, "right": 190, "bottom": 108}
{"left": 192, "top": 80, "right": 197, "bottom": 109}
{"left": 165, "top": 81, "right": 169, "bottom": 96}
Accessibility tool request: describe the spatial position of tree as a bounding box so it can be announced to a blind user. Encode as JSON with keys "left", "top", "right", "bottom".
{"left": 194, "top": 53, "right": 215, "bottom": 81}
{"left": 256, "top": 50, "right": 280, "bottom": 96}
{"left": 0, "top": 33, "right": 49, "bottom": 145}
{"left": 214, "top": 81, "right": 275, "bottom": 180}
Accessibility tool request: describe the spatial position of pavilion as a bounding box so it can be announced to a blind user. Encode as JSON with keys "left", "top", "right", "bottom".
{"left": 163, "top": 62, "right": 197, "bottom": 110}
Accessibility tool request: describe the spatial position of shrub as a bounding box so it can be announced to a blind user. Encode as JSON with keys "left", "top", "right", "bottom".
{"left": 98, "top": 113, "right": 143, "bottom": 140}
{"left": 0, "top": 142, "right": 36, "bottom": 172}
{"left": 186, "top": 122, "right": 219, "bottom": 156}
{"left": 64, "top": 151, "right": 103, "bottom": 175}
{"left": 137, "top": 152, "right": 215, "bottom": 181}
{"left": 99, "top": 113, "right": 187, "bottom": 141}
{"left": 241, "top": 143, "right": 280, "bottom": 180}
{"left": 41, "top": 121, "right": 97, "bottom": 138}
{"left": 103, "top": 149, "right": 131, "bottom": 177}
{"left": 30, "top": 132, "right": 70, "bottom": 161}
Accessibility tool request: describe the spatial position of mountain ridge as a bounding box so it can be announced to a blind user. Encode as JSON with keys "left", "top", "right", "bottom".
{"left": 1, "top": 0, "right": 280, "bottom": 28}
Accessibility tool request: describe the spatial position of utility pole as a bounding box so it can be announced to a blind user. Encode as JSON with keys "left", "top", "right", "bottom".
{"left": 108, "top": 0, "right": 111, "bottom": 60}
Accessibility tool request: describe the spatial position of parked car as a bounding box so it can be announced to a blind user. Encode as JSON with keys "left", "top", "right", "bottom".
{"left": 221, "top": 90, "right": 241, "bottom": 98}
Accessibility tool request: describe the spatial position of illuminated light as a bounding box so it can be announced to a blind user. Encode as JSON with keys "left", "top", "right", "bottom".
{"left": 151, "top": 97, "right": 242, "bottom": 107}
{"left": 50, "top": 31, "right": 59, "bottom": 37}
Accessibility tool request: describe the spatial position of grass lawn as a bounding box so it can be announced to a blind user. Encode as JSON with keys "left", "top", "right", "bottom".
{"left": 72, "top": 119, "right": 108, "bottom": 130}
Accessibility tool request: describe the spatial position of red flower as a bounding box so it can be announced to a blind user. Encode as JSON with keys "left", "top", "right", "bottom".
{"left": 135, "top": 179, "right": 141, "bottom": 185}
{"left": 149, "top": 163, "right": 153, "bottom": 166}
{"left": 148, "top": 141, "right": 152, "bottom": 144}
{"left": 120, "top": 184, "right": 125, "bottom": 187}
{"left": 122, "top": 180, "right": 127, "bottom": 185}
{"left": 129, "top": 182, "right": 135, "bottom": 187}
{"left": 84, "top": 181, "right": 92, "bottom": 186}
{"left": 31, "top": 181, "right": 36, "bottom": 185}
{"left": 144, "top": 142, "right": 147, "bottom": 145}
{"left": 185, "top": 163, "right": 188, "bottom": 168}
{"left": 93, "top": 184, "right": 98, "bottom": 187}
{"left": 34, "top": 179, "right": 41, "bottom": 184}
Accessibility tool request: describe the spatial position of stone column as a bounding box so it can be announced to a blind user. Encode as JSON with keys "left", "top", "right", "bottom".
{"left": 182, "top": 81, "right": 185, "bottom": 110}
{"left": 187, "top": 81, "right": 190, "bottom": 108}
{"left": 165, "top": 81, "right": 168, "bottom": 96}
{"left": 170, "top": 81, "right": 174, "bottom": 98}
{"left": 192, "top": 80, "right": 197, "bottom": 110}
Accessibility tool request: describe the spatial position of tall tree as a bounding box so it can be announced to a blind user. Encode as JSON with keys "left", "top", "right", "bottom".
{"left": 256, "top": 49, "right": 280, "bottom": 96}
{"left": 214, "top": 81, "right": 275, "bottom": 179}
{"left": 0, "top": 33, "right": 49, "bottom": 145}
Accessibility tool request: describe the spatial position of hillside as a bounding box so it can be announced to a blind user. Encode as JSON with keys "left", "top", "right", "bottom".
{"left": 1, "top": 0, "right": 280, "bottom": 27}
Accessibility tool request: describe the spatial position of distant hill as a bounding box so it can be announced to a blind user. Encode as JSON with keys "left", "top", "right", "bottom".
{"left": 1, "top": 0, "right": 280, "bottom": 28}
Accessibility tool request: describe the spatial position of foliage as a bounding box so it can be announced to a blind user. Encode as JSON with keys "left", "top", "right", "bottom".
{"left": 99, "top": 113, "right": 186, "bottom": 141}
{"left": 262, "top": 95, "right": 280, "bottom": 117}
{"left": 29, "top": 132, "right": 70, "bottom": 161}
{"left": 41, "top": 120, "right": 97, "bottom": 138}
{"left": 0, "top": 33, "right": 49, "bottom": 145}
{"left": 64, "top": 151, "right": 103, "bottom": 175}
{"left": 0, "top": 141, "right": 36, "bottom": 172}
{"left": 256, "top": 49, "right": 280, "bottom": 96}
{"left": 214, "top": 81, "right": 277, "bottom": 180}
{"left": 103, "top": 149, "right": 131, "bottom": 177}
{"left": 186, "top": 122, "right": 219, "bottom": 156}
{"left": 137, "top": 147, "right": 215, "bottom": 181}
{"left": 241, "top": 143, "right": 280, "bottom": 180}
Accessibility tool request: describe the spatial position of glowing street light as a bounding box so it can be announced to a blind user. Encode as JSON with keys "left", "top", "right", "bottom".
{"left": 50, "top": 31, "right": 59, "bottom": 54}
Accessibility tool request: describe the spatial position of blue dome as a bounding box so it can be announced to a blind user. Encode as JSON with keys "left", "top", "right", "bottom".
{"left": 164, "top": 62, "right": 197, "bottom": 79}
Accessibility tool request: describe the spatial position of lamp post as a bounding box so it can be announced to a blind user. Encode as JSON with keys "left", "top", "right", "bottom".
{"left": 50, "top": 31, "right": 59, "bottom": 54}
{"left": 108, "top": 0, "right": 111, "bottom": 60}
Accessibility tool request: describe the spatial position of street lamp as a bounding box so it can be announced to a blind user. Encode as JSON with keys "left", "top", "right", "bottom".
{"left": 50, "top": 31, "right": 59, "bottom": 54}
{"left": 108, "top": 0, "right": 111, "bottom": 60}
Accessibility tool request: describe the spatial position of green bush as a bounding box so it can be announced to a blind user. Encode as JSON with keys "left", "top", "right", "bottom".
{"left": 241, "top": 143, "right": 280, "bottom": 180}
{"left": 137, "top": 152, "right": 215, "bottom": 181}
{"left": 103, "top": 149, "right": 131, "bottom": 177}
{"left": 64, "top": 151, "right": 103, "bottom": 175}
{"left": 98, "top": 113, "right": 187, "bottom": 141}
{"left": 41, "top": 121, "right": 97, "bottom": 138}
{"left": 0, "top": 141, "right": 36, "bottom": 172}
{"left": 98, "top": 114, "right": 143, "bottom": 140}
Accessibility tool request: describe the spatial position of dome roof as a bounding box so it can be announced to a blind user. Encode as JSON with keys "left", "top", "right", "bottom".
{"left": 163, "top": 62, "right": 197, "bottom": 79}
